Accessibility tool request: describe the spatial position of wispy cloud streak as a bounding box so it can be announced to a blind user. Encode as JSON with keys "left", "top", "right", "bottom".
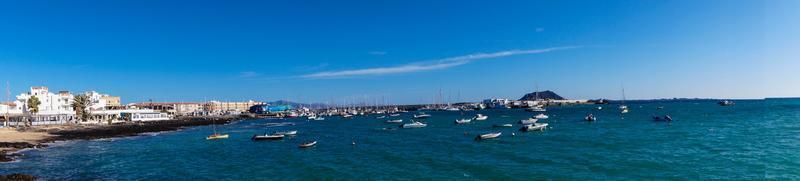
{"left": 302, "top": 46, "right": 581, "bottom": 78}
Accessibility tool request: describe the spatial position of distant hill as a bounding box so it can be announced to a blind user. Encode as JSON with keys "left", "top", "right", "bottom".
{"left": 519, "top": 90, "right": 565, "bottom": 101}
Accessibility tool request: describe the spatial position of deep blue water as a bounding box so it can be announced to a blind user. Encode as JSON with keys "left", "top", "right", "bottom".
{"left": 2, "top": 99, "right": 800, "bottom": 180}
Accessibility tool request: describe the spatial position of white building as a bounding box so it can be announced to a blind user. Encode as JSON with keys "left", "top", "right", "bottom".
{"left": 14, "top": 86, "right": 75, "bottom": 115}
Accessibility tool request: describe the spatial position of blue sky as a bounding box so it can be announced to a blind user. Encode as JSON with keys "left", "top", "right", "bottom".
{"left": 1, "top": 0, "right": 797, "bottom": 104}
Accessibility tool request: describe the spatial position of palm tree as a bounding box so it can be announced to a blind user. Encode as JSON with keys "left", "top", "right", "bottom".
{"left": 26, "top": 95, "right": 40, "bottom": 126}
{"left": 72, "top": 94, "right": 92, "bottom": 123}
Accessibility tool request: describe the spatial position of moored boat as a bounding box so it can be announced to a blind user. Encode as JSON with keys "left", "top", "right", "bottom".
{"left": 454, "top": 119, "right": 471, "bottom": 124}
{"left": 475, "top": 132, "right": 502, "bottom": 140}
{"left": 492, "top": 124, "right": 513, "bottom": 128}
{"left": 585, "top": 114, "right": 596, "bottom": 122}
{"left": 389, "top": 113, "right": 401, "bottom": 117}
{"left": 385, "top": 119, "right": 403, "bottom": 123}
{"left": 519, "top": 123, "right": 548, "bottom": 132}
{"left": 518, "top": 118, "right": 538, "bottom": 124}
{"left": 252, "top": 134, "right": 285, "bottom": 140}
{"left": 299, "top": 141, "right": 317, "bottom": 148}
{"left": 526, "top": 107, "right": 546, "bottom": 112}
{"left": 533, "top": 113, "right": 549, "bottom": 119}
{"left": 718, "top": 100, "right": 734, "bottom": 106}
{"left": 377, "top": 116, "right": 386, "bottom": 119}
{"left": 473, "top": 114, "right": 488, "bottom": 121}
{"left": 401, "top": 121, "right": 427, "bottom": 128}
{"left": 206, "top": 133, "right": 229, "bottom": 140}
{"left": 413, "top": 113, "right": 431, "bottom": 119}
{"left": 275, "top": 130, "right": 297, "bottom": 136}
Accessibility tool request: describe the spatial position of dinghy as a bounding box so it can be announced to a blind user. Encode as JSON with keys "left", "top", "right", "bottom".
{"left": 298, "top": 141, "right": 317, "bottom": 148}
{"left": 275, "top": 130, "right": 297, "bottom": 136}
{"left": 454, "top": 119, "right": 471, "bottom": 124}
{"left": 385, "top": 119, "right": 403, "bottom": 123}
{"left": 475, "top": 132, "right": 502, "bottom": 140}
{"left": 518, "top": 118, "right": 538, "bottom": 124}
{"left": 519, "top": 123, "right": 548, "bottom": 132}
{"left": 401, "top": 121, "right": 427, "bottom": 128}
{"left": 492, "top": 124, "right": 513, "bottom": 128}
{"left": 473, "top": 114, "right": 488, "bottom": 121}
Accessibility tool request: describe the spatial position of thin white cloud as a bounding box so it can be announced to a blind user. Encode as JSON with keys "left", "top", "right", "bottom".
{"left": 302, "top": 46, "right": 581, "bottom": 78}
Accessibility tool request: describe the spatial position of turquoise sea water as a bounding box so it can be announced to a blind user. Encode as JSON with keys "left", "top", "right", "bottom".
{"left": 2, "top": 99, "right": 800, "bottom": 180}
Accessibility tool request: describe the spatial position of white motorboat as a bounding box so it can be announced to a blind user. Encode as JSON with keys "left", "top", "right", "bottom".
{"left": 312, "top": 117, "right": 325, "bottom": 121}
{"left": 454, "top": 119, "right": 471, "bottom": 124}
{"left": 475, "top": 132, "right": 502, "bottom": 140}
{"left": 445, "top": 107, "right": 460, "bottom": 111}
{"left": 413, "top": 113, "right": 431, "bottom": 119}
{"left": 389, "top": 113, "right": 401, "bottom": 117}
{"left": 533, "top": 114, "right": 549, "bottom": 119}
{"left": 342, "top": 114, "right": 354, "bottom": 118}
{"left": 252, "top": 134, "right": 285, "bottom": 140}
{"left": 401, "top": 121, "right": 427, "bottom": 128}
{"left": 473, "top": 114, "right": 488, "bottom": 121}
{"left": 492, "top": 124, "right": 513, "bottom": 128}
{"left": 518, "top": 118, "right": 538, "bottom": 124}
{"left": 519, "top": 123, "right": 548, "bottom": 132}
{"left": 377, "top": 116, "right": 386, "bottom": 119}
{"left": 597, "top": 106, "right": 603, "bottom": 110}
{"left": 298, "top": 141, "right": 317, "bottom": 148}
{"left": 526, "top": 107, "right": 547, "bottom": 112}
{"left": 275, "top": 130, "right": 297, "bottom": 136}
{"left": 385, "top": 119, "right": 403, "bottom": 123}
{"left": 621, "top": 108, "right": 629, "bottom": 114}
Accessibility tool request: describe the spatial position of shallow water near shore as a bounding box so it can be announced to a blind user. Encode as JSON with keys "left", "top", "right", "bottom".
{"left": 2, "top": 99, "right": 800, "bottom": 179}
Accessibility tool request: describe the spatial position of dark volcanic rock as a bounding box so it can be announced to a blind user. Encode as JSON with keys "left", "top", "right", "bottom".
{"left": 519, "top": 90, "right": 565, "bottom": 101}
{"left": 0, "top": 173, "right": 37, "bottom": 181}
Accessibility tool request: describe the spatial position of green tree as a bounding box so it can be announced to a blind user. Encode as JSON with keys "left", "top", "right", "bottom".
{"left": 26, "top": 95, "right": 41, "bottom": 126}
{"left": 26, "top": 96, "right": 40, "bottom": 114}
{"left": 72, "top": 94, "right": 93, "bottom": 122}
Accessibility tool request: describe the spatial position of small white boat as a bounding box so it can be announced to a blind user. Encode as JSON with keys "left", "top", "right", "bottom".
{"left": 342, "top": 114, "right": 354, "bottom": 118}
{"left": 473, "top": 114, "right": 488, "bottom": 121}
{"left": 518, "top": 118, "right": 538, "bottom": 124}
{"left": 585, "top": 114, "right": 596, "bottom": 121}
{"left": 597, "top": 106, "right": 603, "bottom": 110}
{"left": 526, "top": 107, "right": 546, "bottom": 112}
{"left": 206, "top": 133, "right": 229, "bottom": 140}
{"left": 533, "top": 113, "right": 549, "bottom": 119}
{"left": 312, "top": 117, "right": 325, "bottom": 121}
{"left": 252, "top": 134, "right": 285, "bottom": 140}
{"left": 454, "top": 119, "right": 471, "bottom": 124}
{"left": 413, "top": 113, "right": 431, "bottom": 119}
{"left": 493, "top": 124, "right": 513, "bottom": 128}
{"left": 401, "top": 121, "right": 427, "bottom": 128}
{"left": 389, "top": 114, "right": 401, "bottom": 117}
{"left": 621, "top": 108, "right": 629, "bottom": 114}
{"left": 377, "top": 116, "right": 386, "bottom": 119}
{"left": 299, "top": 141, "right": 317, "bottom": 148}
{"left": 520, "top": 123, "right": 548, "bottom": 132}
{"left": 475, "top": 132, "right": 502, "bottom": 140}
{"left": 385, "top": 119, "right": 403, "bottom": 123}
{"left": 445, "top": 107, "right": 461, "bottom": 111}
{"left": 307, "top": 116, "right": 318, "bottom": 120}
{"left": 275, "top": 130, "right": 297, "bottom": 136}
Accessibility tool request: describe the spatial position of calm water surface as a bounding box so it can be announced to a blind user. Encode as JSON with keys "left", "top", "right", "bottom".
{"left": 2, "top": 99, "right": 799, "bottom": 180}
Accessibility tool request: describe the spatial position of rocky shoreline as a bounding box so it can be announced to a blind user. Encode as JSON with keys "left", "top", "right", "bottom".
{"left": 0, "top": 115, "right": 249, "bottom": 164}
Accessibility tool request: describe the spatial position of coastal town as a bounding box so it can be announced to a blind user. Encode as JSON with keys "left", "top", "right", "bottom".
{"left": 0, "top": 86, "right": 593, "bottom": 128}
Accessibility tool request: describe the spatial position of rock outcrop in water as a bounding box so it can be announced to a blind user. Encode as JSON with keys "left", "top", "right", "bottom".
{"left": 518, "top": 90, "right": 565, "bottom": 101}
